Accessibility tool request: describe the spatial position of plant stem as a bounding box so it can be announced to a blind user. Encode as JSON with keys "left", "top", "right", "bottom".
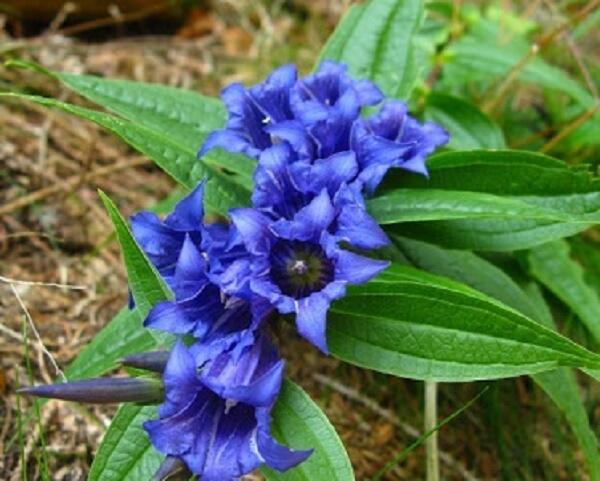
{"left": 425, "top": 381, "right": 440, "bottom": 481}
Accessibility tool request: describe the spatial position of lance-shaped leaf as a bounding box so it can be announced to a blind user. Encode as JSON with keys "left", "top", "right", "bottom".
{"left": 328, "top": 264, "right": 600, "bottom": 382}
{"left": 389, "top": 236, "right": 600, "bottom": 480}
{"left": 88, "top": 404, "right": 164, "bottom": 481}
{"left": 0, "top": 93, "right": 250, "bottom": 214}
{"left": 99, "top": 191, "right": 173, "bottom": 346}
{"left": 527, "top": 239, "right": 600, "bottom": 344}
{"left": 6, "top": 59, "right": 225, "bottom": 151}
{"left": 367, "top": 188, "right": 582, "bottom": 224}
{"left": 6, "top": 59, "right": 255, "bottom": 193}
{"left": 262, "top": 380, "right": 354, "bottom": 481}
{"left": 99, "top": 192, "right": 171, "bottom": 314}
{"left": 378, "top": 150, "right": 600, "bottom": 251}
{"left": 425, "top": 93, "right": 505, "bottom": 150}
{"left": 318, "top": 0, "right": 424, "bottom": 98}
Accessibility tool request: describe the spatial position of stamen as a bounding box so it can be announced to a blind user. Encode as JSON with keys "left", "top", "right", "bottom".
{"left": 291, "top": 260, "right": 308, "bottom": 275}
{"left": 225, "top": 399, "right": 238, "bottom": 414}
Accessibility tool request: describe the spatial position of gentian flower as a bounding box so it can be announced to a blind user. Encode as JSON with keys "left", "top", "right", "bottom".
{"left": 351, "top": 100, "right": 450, "bottom": 193}
{"left": 145, "top": 341, "right": 311, "bottom": 480}
{"left": 130, "top": 181, "right": 210, "bottom": 299}
{"left": 199, "top": 61, "right": 384, "bottom": 163}
{"left": 199, "top": 64, "right": 298, "bottom": 159}
{"left": 222, "top": 188, "right": 389, "bottom": 353}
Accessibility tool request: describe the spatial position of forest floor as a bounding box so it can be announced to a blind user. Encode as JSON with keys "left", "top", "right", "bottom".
{"left": 0, "top": 1, "right": 597, "bottom": 480}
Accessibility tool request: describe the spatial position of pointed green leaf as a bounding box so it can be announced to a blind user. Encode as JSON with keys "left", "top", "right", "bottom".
{"left": 389, "top": 236, "right": 600, "bottom": 481}
{"left": 381, "top": 150, "right": 600, "bottom": 251}
{"left": 99, "top": 190, "right": 173, "bottom": 346}
{"left": 328, "top": 264, "right": 600, "bottom": 381}
{"left": 318, "top": 0, "right": 424, "bottom": 98}
{"left": 368, "top": 188, "right": 581, "bottom": 224}
{"left": 425, "top": 93, "right": 505, "bottom": 149}
{"left": 6, "top": 59, "right": 225, "bottom": 151}
{"left": 262, "top": 380, "right": 354, "bottom": 481}
{"left": 527, "top": 239, "right": 600, "bottom": 344}
{"left": 88, "top": 404, "right": 163, "bottom": 481}
{"left": 99, "top": 191, "right": 171, "bottom": 314}
{"left": 0, "top": 93, "right": 250, "bottom": 214}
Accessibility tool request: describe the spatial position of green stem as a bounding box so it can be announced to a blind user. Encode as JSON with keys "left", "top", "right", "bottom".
{"left": 425, "top": 381, "right": 440, "bottom": 481}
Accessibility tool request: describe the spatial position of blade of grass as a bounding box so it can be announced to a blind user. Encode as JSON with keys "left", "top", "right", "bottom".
{"left": 15, "top": 367, "right": 26, "bottom": 481}
{"left": 21, "top": 319, "right": 50, "bottom": 481}
{"left": 371, "top": 386, "right": 489, "bottom": 481}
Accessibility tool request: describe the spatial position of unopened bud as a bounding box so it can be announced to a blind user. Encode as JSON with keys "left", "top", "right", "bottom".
{"left": 121, "top": 351, "right": 170, "bottom": 373}
{"left": 153, "top": 456, "right": 192, "bottom": 481}
{"left": 18, "top": 377, "right": 163, "bottom": 404}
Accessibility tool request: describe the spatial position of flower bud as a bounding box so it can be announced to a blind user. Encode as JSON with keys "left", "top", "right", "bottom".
{"left": 153, "top": 456, "right": 192, "bottom": 481}
{"left": 18, "top": 377, "right": 163, "bottom": 404}
{"left": 121, "top": 351, "right": 170, "bottom": 373}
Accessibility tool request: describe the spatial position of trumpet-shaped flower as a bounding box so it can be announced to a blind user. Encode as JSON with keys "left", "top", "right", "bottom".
{"left": 145, "top": 341, "right": 310, "bottom": 481}
{"left": 221, "top": 188, "right": 389, "bottom": 353}
{"left": 351, "top": 101, "right": 449, "bottom": 193}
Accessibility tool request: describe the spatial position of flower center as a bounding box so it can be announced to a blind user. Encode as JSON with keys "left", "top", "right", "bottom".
{"left": 269, "top": 240, "right": 334, "bottom": 298}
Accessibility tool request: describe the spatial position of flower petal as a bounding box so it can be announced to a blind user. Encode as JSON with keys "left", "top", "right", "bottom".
{"left": 295, "top": 292, "right": 331, "bottom": 353}
{"left": 271, "top": 189, "right": 334, "bottom": 242}
{"left": 256, "top": 428, "right": 313, "bottom": 472}
{"left": 335, "top": 202, "right": 390, "bottom": 249}
{"left": 166, "top": 181, "right": 205, "bottom": 231}
{"left": 229, "top": 208, "right": 273, "bottom": 255}
{"left": 334, "top": 250, "right": 390, "bottom": 284}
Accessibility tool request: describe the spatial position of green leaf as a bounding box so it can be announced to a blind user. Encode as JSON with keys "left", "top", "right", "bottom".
{"left": 88, "top": 404, "right": 163, "bottom": 481}
{"left": 6, "top": 60, "right": 258, "bottom": 203}
{"left": 524, "top": 283, "right": 600, "bottom": 481}
{"left": 262, "top": 380, "right": 354, "bottom": 481}
{"left": 99, "top": 191, "right": 171, "bottom": 314}
{"left": 380, "top": 237, "right": 600, "bottom": 480}
{"left": 527, "top": 240, "right": 600, "bottom": 344}
{"left": 65, "top": 307, "right": 157, "bottom": 380}
{"left": 390, "top": 235, "right": 540, "bottom": 320}
{"left": 318, "top": 0, "right": 424, "bottom": 98}
{"left": 328, "top": 264, "right": 600, "bottom": 381}
{"left": 0, "top": 92, "right": 250, "bottom": 214}
{"left": 425, "top": 93, "right": 505, "bottom": 149}
{"left": 99, "top": 190, "right": 173, "bottom": 346}
{"left": 379, "top": 150, "right": 600, "bottom": 251}
{"left": 393, "top": 150, "right": 598, "bottom": 195}
{"left": 367, "top": 188, "right": 582, "bottom": 224}
{"left": 6, "top": 59, "right": 226, "bottom": 151}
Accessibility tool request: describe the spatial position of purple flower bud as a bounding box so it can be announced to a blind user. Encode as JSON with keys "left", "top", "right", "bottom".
{"left": 122, "top": 351, "right": 170, "bottom": 373}
{"left": 153, "top": 456, "right": 192, "bottom": 481}
{"left": 18, "top": 377, "right": 163, "bottom": 404}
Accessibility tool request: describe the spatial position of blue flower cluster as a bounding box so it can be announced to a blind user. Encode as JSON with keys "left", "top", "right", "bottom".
{"left": 131, "top": 61, "right": 448, "bottom": 479}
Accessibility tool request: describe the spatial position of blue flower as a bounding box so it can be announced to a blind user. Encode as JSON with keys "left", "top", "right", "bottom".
{"left": 282, "top": 61, "right": 383, "bottom": 159}
{"left": 251, "top": 142, "right": 358, "bottom": 220}
{"left": 130, "top": 181, "right": 211, "bottom": 299}
{"left": 198, "top": 61, "right": 384, "bottom": 162}
{"left": 145, "top": 341, "right": 311, "bottom": 481}
{"left": 221, "top": 188, "right": 389, "bottom": 353}
{"left": 199, "top": 64, "right": 298, "bottom": 159}
{"left": 351, "top": 101, "right": 450, "bottom": 194}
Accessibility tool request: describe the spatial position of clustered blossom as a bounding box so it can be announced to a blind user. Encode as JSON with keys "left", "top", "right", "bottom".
{"left": 19, "top": 61, "right": 447, "bottom": 481}
{"left": 138, "top": 62, "right": 446, "bottom": 479}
